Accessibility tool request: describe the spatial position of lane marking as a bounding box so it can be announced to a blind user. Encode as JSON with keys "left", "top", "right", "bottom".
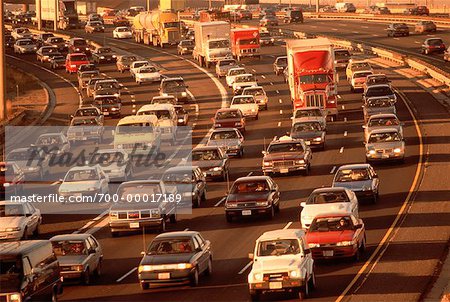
{"left": 246, "top": 172, "right": 253, "bottom": 177}
{"left": 332, "top": 28, "right": 338, "bottom": 31}
{"left": 278, "top": 121, "right": 281, "bottom": 127}
{"left": 51, "top": 181, "right": 60, "bottom": 186}
{"left": 270, "top": 82, "right": 274, "bottom": 85}
{"left": 344, "top": 117, "right": 347, "bottom": 122}
{"left": 279, "top": 109, "right": 283, "bottom": 115}
{"left": 344, "top": 131, "right": 348, "bottom": 137}
{"left": 261, "top": 75, "right": 266, "bottom": 79}
{"left": 214, "top": 197, "right": 226, "bottom": 207}
{"left": 284, "top": 222, "right": 293, "bottom": 229}
{"left": 414, "top": 41, "right": 421, "bottom": 44}
{"left": 238, "top": 261, "right": 253, "bottom": 275}
{"left": 393, "top": 37, "right": 400, "bottom": 40}
{"left": 330, "top": 166, "right": 336, "bottom": 174}
{"left": 342, "top": 105, "right": 345, "bottom": 110}
{"left": 184, "top": 228, "right": 189, "bottom": 231}
{"left": 252, "top": 68, "right": 256, "bottom": 72}
{"left": 336, "top": 89, "right": 424, "bottom": 302}
{"left": 276, "top": 90, "right": 279, "bottom": 94}
{"left": 116, "top": 267, "right": 137, "bottom": 283}
{"left": 339, "top": 147, "right": 344, "bottom": 153}
{"left": 352, "top": 31, "right": 359, "bottom": 34}
{"left": 279, "top": 99, "right": 282, "bottom": 104}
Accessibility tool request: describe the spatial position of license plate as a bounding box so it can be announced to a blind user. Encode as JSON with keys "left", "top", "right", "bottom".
{"left": 242, "top": 210, "right": 252, "bottom": 216}
{"left": 323, "top": 250, "right": 333, "bottom": 257}
{"left": 158, "top": 273, "right": 170, "bottom": 280}
{"left": 104, "top": 112, "right": 109, "bottom": 115}
{"left": 269, "top": 282, "right": 282, "bottom": 289}
{"left": 382, "top": 154, "right": 389, "bottom": 159}
{"left": 280, "top": 168, "right": 289, "bottom": 174}
{"left": 129, "top": 222, "right": 140, "bottom": 228}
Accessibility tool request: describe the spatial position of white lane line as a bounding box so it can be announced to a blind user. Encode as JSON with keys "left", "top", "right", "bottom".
{"left": 353, "top": 31, "right": 359, "bottom": 34}
{"left": 93, "top": 210, "right": 109, "bottom": 221}
{"left": 344, "top": 131, "right": 348, "bottom": 137}
{"left": 252, "top": 68, "right": 256, "bottom": 72}
{"left": 279, "top": 99, "right": 282, "bottom": 104}
{"left": 342, "top": 105, "right": 345, "bottom": 110}
{"left": 339, "top": 147, "right": 344, "bottom": 153}
{"left": 261, "top": 75, "right": 266, "bottom": 79}
{"left": 214, "top": 197, "right": 226, "bottom": 207}
{"left": 394, "top": 37, "right": 400, "bottom": 40}
{"left": 284, "top": 222, "right": 293, "bottom": 229}
{"left": 238, "top": 261, "right": 253, "bottom": 275}
{"left": 344, "top": 117, "right": 347, "bottom": 122}
{"left": 76, "top": 209, "right": 109, "bottom": 234}
{"left": 279, "top": 109, "right": 283, "bottom": 115}
{"left": 362, "top": 26, "right": 369, "bottom": 29}
{"left": 276, "top": 90, "right": 279, "bottom": 94}
{"left": 337, "top": 95, "right": 342, "bottom": 99}
{"left": 330, "top": 166, "right": 336, "bottom": 174}
{"left": 124, "top": 87, "right": 129, "bottom": 90}
{"left": 51, "top": 181, "right": 60, "bottom": 186}
{"left": 414, "top": 41, "right": 420, "bottom": 44}
{"left": 278, "top": 121, "right": 281, "bottom": 127}
{"left": 184, "top": 228, "right": 189, "bottom": 231}
{"left": 116, "top": 267, "right": 137, "bottom": 283}
{"left": 372, "top": 34, "right": 379, "bottom": 37}
{"left": 247, "top": 172, "right": 253, "bottom": 177}
{"left": 270, "top": 82, "right": 274, "bottom": 85}
{"left": 332, "top": 28, "right": 338, "bottom": 31}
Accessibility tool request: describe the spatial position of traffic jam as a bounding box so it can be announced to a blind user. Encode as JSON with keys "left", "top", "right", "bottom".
{"left": 0, "top": 2, "right": 440, "bottom": 302}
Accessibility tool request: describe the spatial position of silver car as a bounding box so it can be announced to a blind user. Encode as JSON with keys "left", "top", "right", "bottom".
{"left": 206, "top": 128, "right": 244, "bottom": 157}
{"left": 365, "top": 128, "right": 405, "bottom": 163}
{"left": 50, "top": 233, "right": 103, "bottom": 285}
{"left": 290, "top": 120, "right": 326, "bottom": 150}
{"left": 13, "top": 39, "right": 37, "bottom": 54}
{"left": 363, "top": 84, "right": 397, "bottom": 104}
{"left": 332, "top": 164, "right": 380, "bottom": 203}
{"left": 216, "top": 58, "right": 238, "bottom": 78}
{"left": 363, "top": 113, "right": 403, "bottom": 143}
{"left": 363, "top": 97, "right": 397, "bottom": 123}
{"left": 6, "top": 147, "right": 50, "bottom": 180}
{"left": 292, "top": 107, "right": 327, "bottom": 130}
{"left": 0, "top": 201, "right": 42, "bottom": 240}
{"left": 88, "top": 149, "right": 133, "bottom": 181}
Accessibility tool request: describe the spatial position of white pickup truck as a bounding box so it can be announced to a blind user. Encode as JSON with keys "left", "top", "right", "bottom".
{"left": 248, "top": 229, "right": 316, "bottom": 301}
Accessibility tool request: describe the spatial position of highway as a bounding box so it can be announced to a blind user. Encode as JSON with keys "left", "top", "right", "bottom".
{"left": 5, "top": 18, "right": 450, "bottom": 302}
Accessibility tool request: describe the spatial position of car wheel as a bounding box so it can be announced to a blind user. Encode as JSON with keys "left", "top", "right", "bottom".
{"left": 205, "top": 257, "right": 212, "bottom": 276}
{"left": 140, "top": 282, "right": 149, "bottom": 290}
{"left": 255, "top": 114, "right": 259, "bottom": 120}
{"left": 83, "top": 269, "right": 90, "bottom": 285}
{"left": 22, "top": 227, "right": 28, "bottom": 240}
{"left": 51, "top": 288, "right": 58, "bottom": 302}
{"left": 190, "top": 267, "right": 199, "bottom": 287}
{"left": 268, "top": 205, "right": 275, "bottom": 219}
{"left": 298, "top": 278, "right": 309, "bottom": 300}
{"left": 33, "top": 223, "right": 40, "bottom": 237}
{"left": 94, "top": 259, "right": 102, "bottom": 277}
{"left": 250, "top": 291, "right": 260, "bottom": 301}
{"left": 226, "top": 213, "right": 233, "bottom": 223}
{"left": 360, "top": 236, "right": 366, "bottom": 254}
{"left": 303, "top": 164, "right": 310, "bottom": 176}
{"left": 275, "top": 202, "right": 280, "bottom": 213}
{"left": 353, "top": 247, "right": 361, "bottom": 262}
{"left": 193, "top": 195, "right": 200, "bottom": 208}
{"left": 309, "top": 269, "right": 316, "bottom": 290}
{"left": 372, "top": 192, "right": 378, "bottom": 204}
{"left": 111, "top": 231, "right": 119, "bottom": 237}
{"left": 170, "top": 213, "right": 177, "bottom": 223}
{"left": 159, "top": 219, "right": 166, "bottom": 232}
{"left": 201, "top": 192, "right": 207, "bottom": 204}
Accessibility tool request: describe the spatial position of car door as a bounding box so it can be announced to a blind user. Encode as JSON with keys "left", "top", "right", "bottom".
{"left": 347, "top": 189, "right": 359, "bottom": 217}
{"left": 267, "top": 178, "right": 280, "bottom": 206}
{"left": 24, "top": 203, "right": 39, "bottom": 233}
{"left": 194, "top": 234, "right": 210, "bottom": 273}
{"left": 87, "top": 236, "right": 101, "bottom": 270}
{"left": 98, "top": 168, "right": 109, "bottom": 193}
{"left": 369, "top": 166, "right": 379, "bottom": 192}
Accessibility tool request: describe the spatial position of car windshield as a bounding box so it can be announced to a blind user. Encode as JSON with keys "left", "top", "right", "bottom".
{"left": 73, "top": 40, "right": 87, "bottom": 46}
{"left": 368, "top": 117, "right": 399, "bottom": 127}
{"left": 117, "top": 184, "right": 161, "bottom": 200}
{"left": 75, "top": 108, "right": 98, "bottom": 116}
{"left": 309, "top": 216, "right": 353, "bottom": 232}
{"left": 71, "top": 55, "right": 88, "bottom": 61}
{"left": 96, "top": 97, "right": 118, "bottom": 105}
{"left": 36, "top": 135, "right": 62, "bottom": 145}
{"left": 244, "top": 88, "right": 264, "bottom": 96}
{"left": 96, "top": 82, "right": 118, "bottom": 90}
{"left": 98, "top": 48, "right": 112, "bottom": 53}
{"left": 268, "top": 142, "right": 304, "bottom": 153}
{"left": 232, "top": 96, "right": 255, "bottom": 105}
{"left": 335, "top": 50, "right": 350, "bottom": 58}
{"left": 162, "top": 172, "right": 194, "bottom": 183}
{"left": 134, "top": 62, "right": 149, "bottom": 68}
{"left": 139, "top": 110, "right": 171, "bottom": 119}
{"left": 394, "top": 23, "right": 407, "bottom": 28}
{"left": 299, "top": 74, "right": 329, "bottom": 84}
{"left": 292, "top": 122, "right": 322, "bottom": 132}
{"left": 257, "top": 239, "right": 300, "bottom": 256}
{"left": 71, "top": 118, "right": 98, "bottom": 126}
{"left": 139, "top": 67, "right": 158, "bottom": 73}
{"left": 294, "top": 109, "right": 322, "bottom": 118}
{"left": 231, "top": 180, "right": 269, "bottom": 194}
{"left": 428, "top": 39, "right": 443, "bottom": 46}
{"left": 260, "top": 32, "right": 270, "bottom": 38}
{"left": 210, "top": 131, "right": 238, "bottom": 140}
{"left": 235, "top": 75, "right": 255, "bottom": 83}
{"left": 192, "top": 150, "right": 221, "bottom": 161}
{"left": 18, "top": 40, "right": 34, "bottom": 45}
{"left": 42, "top": 47, "right": 58, "bottom": 54}
{"left": 52, "top": 241, "right": 87, "bottom": 256}
{"left": 7, "top": 150, "right": 34, "bottom": 161}
{"left": 219, "top": 59, "right": 236, "bottom": 67}
{"left": 368, "top": 131, "right": 401, "bottom": 143}
{"left": 307, "top": 191, "right": 349, "bottom": 204}
{"left": 65, "top": 169, "right": 99, "bottom": 182}
{"left": 116, "top": 123, "right": 154, "bottom": 134}
{"left": 276, "top": 57, "right": 287, "bottom": 65}
{"left": 162, "top": 80, "right": 186, "bottom": 92}
{"left": 181, "top": 40, "right": 194, "bottom": 46}
{"left": 122, "top": 56, "right": 137, "bottom": 63}
{"left": 117, "top": 27, "right": 130, "bottom": 32}
{"left": 209, "top": 40, "right": 230, "bottom": 49}
{"left": 17, "top": 28, "right": 30, "bottom": 34}
{"left": 335, "top": 168, "right": 370, "bottom": 182}
{"left": 148, "top": 238, "right": 194, "bottom": 254}
{"left": 53, "top": 56, "right": 65, "bottom": 61}
{"left": 352, "top": 62, "right": 371, "bottom": 69}
{"left": 81, "top": 71, "right": 99, "bottom": 79}
{"left": 238, "top": 38, "right": 258, "bottom": 45}
{"left": 366, "top": 86, "right": 394, "bottom": 97}
{"left": 0, "top": 204, "right": 24, "bottom": 217}
{"left": 216, "top": 110, "right": 240, "bottom": 119}
{"left": 354, "top": 71, "right": 372, "bottom": 79}
{"left": 90, "top": 21, "right": 102, "bottom": 26}
{"left": 367, "top": 98, "right": 394, "bottom": 107}
{"left": 229, "top": 69, "right": 246, "bottom": 76}
{"left": 367, "top": 76, "right": 389, "bottom": 85}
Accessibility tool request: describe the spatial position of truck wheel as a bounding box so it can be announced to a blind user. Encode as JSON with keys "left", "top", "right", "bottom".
{"left": 190, "top": 267, "right": 199, "bottom": 287}
{"left": 298, "top": 280, "right": 309, "bottom": 300}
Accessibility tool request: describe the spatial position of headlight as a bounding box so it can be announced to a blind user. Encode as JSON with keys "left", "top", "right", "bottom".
{"left": 75, "top": 48, "right": 80, "bottom": 51}
{"left": 87, "top": 187, "right": 97, "bottom": 191}
{"left": 394, "top": 148, "right": 402, "bottom": 153}
{"left": 226, "top": 202, "right": 237, "bottom": 208}
{"left": 215, "top": 123, "right": 221, "bottom": 127}
{"left": 235, "top": 86, "right": 241, "bottom": 90}
{"left": 295, "top": 159, "right": 305, "bottom": 164}
{"left": 263, "top": 161, "right": 272, "bottom": 166}
{"left": 85, "top": 48, "right": 90, "bottom": 51}
{"left": 178, "top": 118, "right": 184, "bottom": 123}
{"left": 6, "top": 227, "right": 21, "bottom": 232}
{"left": 251, "top": 108, "right": 256, "bottom": 112}
{"left": 271, "top": 38, "right": 274, "bottom": 42}
{"left": 100, "top": 56, "right": 105, "bottom": 59}
{"left": 34, "top": 47, "right": 37, "bottom": 50}
{"left": 308, "top": 243, "right": 320, "bottom": 248}
{"left": 289, "top": 270, "right": 300, "bottom": 278}
{"left": 177, "top": 263, "right": 193, "bottom": 269}
{"left": 114, "top": 93, "right": 120, "bottom": 97}
{"left": 336, "top": 241, "right": 354, "bottom": 247}
{"left": 150, "top": 209, "right": 160, "bottom": 216}
{"left": 9, "top": 293, "right": 21, "bottom": 302}
{"left": 313, "top": 137, "right": 322, "bottom": 141}
{"left": 181, "top": 92, "right": 187, "bottom": 97}
{"left": 139, "top": 265, "right": 152, "bottom": 272}
{"left": 3, "top": 183, "right": 10, "bottom": 187}
{"left": 162, "top": 93, "right": 169, "bottom": 96}
{"left": 369, "top": 150, "right": 376, "bottom": 155}
{"left": 255, "top": 201, "right": 268, "bottom": 206}
{"left": 235, "top": 122, "right": 241, "bottom": 126}
{"left": 110, "top": 211, "right": 118, "bottom": 219}
{"left": 112, "top": 55, "right": 117, "bottom": 58}
{"left": 147, "top": 143, "right": 153, "bottom": 147}
{"left": 362, "top": 186, "right": 371, "bottom": 191}
{"left": 111, "top": 107, "right": 118, "bottom": 111}
{"left": 71, "top": 265, "right": 84, "bottom": 272}
{"left": 212, "top": 167, "right": 222, "bottom": 171}
{"left": 117, "top": 144, "right": 123, "bottom": 148}
{"left": 253, "top": 273, "right": 263, "bottom": 281}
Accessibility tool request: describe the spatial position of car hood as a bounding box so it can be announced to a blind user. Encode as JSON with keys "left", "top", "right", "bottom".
{"left": 306, "top": 230, "right": 355, "bottom": 244}
{"left": 252, "top": 255, "right": 300, "bottom": 272}
{"left": 57, "top": 255, "right": 87, "bottom": 266}
{"left": 207, "top": 139, "right": 241, "bottom": 147}
{"left": 192, "top": 159, "right": 223, "bottom": 169}
{"left": 366, "top": 106, "right": 396, "bottom": 115}
{"left": 333, "top": 180, "right": 373, "bottom": 191}
{"left": 227, "top": 192, "right": 270, "bottom": 202}
{"left": 233, "top": 81, "right": 257, "bottom": 88}
{"left": 366, "top": 141, "right": 403, "bottom": 149}
{"left": 264, "top": 152, "right": 305, "bottom": 161}
{"left": 367, "top": 125, "right": 401, "bottom": 134}
{"left": 141, "top": 253, "right": 194, "bottom": 265}
{"left": 59, "top": 180, "right": 100, "bottom": 192}
{"left": 302, "top": 203, "right": 353, "bottom": 218}
{"left": 0, "top": 216, "right": 25, "bottom": 228}
{"left": 291, "top": 131, "right": 324, "bottom": 140}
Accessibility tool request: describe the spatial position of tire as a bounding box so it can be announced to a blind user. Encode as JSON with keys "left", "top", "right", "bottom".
{"left": 353, "top": 247, "right": 361, "bottom": 262}
{"left": 360, "top": 236, "right": 366, "bottom": 253}
{"left": 226, "top": 213, "right": 232, "bottom": 223}
{"left": 193, "top": 195, "right": 200, "bottom": 208}
{"left": 255, "top": 114, "right": 259, "bottom": 120}
{"left": 83, "top": 269, "right": 90, "bottom": 285}
{"left": 170, "top": 213, "right": 177, "bottom": 223}
{"left": 205, "top": 258, "right": 212, "bottom": 276}
{"left": 298, "top": 281, "right": 309, "bottom": 300}
{"left": 250, "top": 291, "right": 260, "bottom": 301}
{"left": 303, "top": 164, "right": 310, "bottom": 176}
{"left": 275, "top": 202, "right": 280, "bottom": 213}
{"left": 268, "top": 205, "right": 275, "bottom": 220}
{"left": 22, "top": 227, "right": 28, "bottom": 240}
{"left": 140, "top": 282, "right": 149, "bottom": 290}
{"left": 372, "top": 192, "right": 378, "bottom": 204}
{"left": 33, "top": 223, "right": 40, "bottom": 237}
{"left": 111, "top": 231, "right": 119, "bottom": 237}
{"left": 190, "top": 267, "right": 199, "bottom": 287}
{"left": 159, "top": 219, "right": 166, "bottom": 232}
{"left": 309, "top": 270, "right": 316, "bottom": 290}
{"left": 94, "top": 259, "right": 102, "bottom": 277}
{"left": 51, "top": 288, "right": 58, "bottom": 302}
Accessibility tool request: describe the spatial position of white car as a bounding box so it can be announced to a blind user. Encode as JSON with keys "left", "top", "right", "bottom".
{"left": 88, "top": 149, "right": 133, "bottom": 181}
{"left": 300, "top": 187, "right": 359, "bottom": 229}
{"left": 292, "top": 107, "right": 327, "bottom": 130}
{"left": 0, "top": 201, "right": 42, "bottom": 240}
{"left": 113, "top": 26, "right": 133, "bottom": 39}
{"left": 58, "top": 165, "right": 110, "bottom": 200}
{"left": 230, "top": 95, "right": 259, "bottom": 119}
{"left": 130, "top": 60, "right": 151, "bottom": 78}
{"left": 242, "top": 86, "right": 268, "bottom": 110}
{"left": 346, "top": 60, "right": 373, "bottom": 81}
{"left": 248, "top": 229, "right": 316, "bottom": 301}
{"left": 14, "top": 39, "right": 38, "bottom": 54}
{"left": 11, "top": 27, "right": 32, "bottom": 40}
{"left": 232, "top": 74, "right": 257, "bottom": 95}
{"left": 350, "top": 70, "right": 373, "bottom": 92}
{"left": 226, "top": 67, "right": 246, "bottom": 88}
{"left": 363, "top": 113, "right": 403, "bottom": 143}
{"left": 135, "top": 65, "right": 161, "bottom": 84}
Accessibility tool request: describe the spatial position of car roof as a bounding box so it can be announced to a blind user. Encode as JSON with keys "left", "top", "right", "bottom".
{"left": 368, "top": 113, "right": 398, "bottom": 119}
{"left": 312, "top": 187, "right": 346, "bottom": 193}
{"left": 257, "top": 229, "right": 306, "bottom": 241}
{"left": 193, "top": 145, "right": 221, "bottom": 151}
{"left": 369, "top": 127, "right": 400, "bottom": 134}
{"left": 117, "top": 114, "right": 158, "bottom": 125}
{"left": 0, "top": 240, "right": 50, "bottom": 256}
{"left": 155, "top": 231, "right": 199, "bottom": 239}
{"left": 233, "top": 94, "right": 254, "bottom": 98}
{"left": 138, "top": 103, "right": 174, "bottom": 111}
{"left": 211, "top": 127, "right": 238, "bottom": 133}
{"left": 229, "top": 67, "right": 245, "bottom": 71}
{"left": 50, "top": 233, "right": 91, "bottom": 241}
{"left": 337, "top": 163, "right": 371, "bottom": 171}
{"left": 164, "top": 166, "right": 200, "bottom": 173}
{"left": 366, "top": 84, "right": 391, "bottom": 89}
{"left": 234, "top": 176, "right": 271, "bottom": 182}
{"left": 67, "top": 165, "right": 98, "bottom": 172}
{"left": 162, "top": 77, "right": 184, "bottom": 82}
{"left": 153, "top": 95, "right": 176, "bottom": 100}
{"left": 270, "top": 137, "right": 303, "bottom": 144}
{"left": 313, "top": 212, "right": 355, "bottom": 219}
{"left": 243, "top": 86, "right": 264, "bottom": 90}
{"left": 216, "top": 108, "right": 240, "bottom": 113}
{"left": 235, "top": 73, "right": 254, "bottom": 77}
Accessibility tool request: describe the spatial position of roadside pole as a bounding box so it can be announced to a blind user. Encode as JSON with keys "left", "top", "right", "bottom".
{"left": 0, "top": 0, "right": 6, "bottom": 122}
{"left": 54, "top": 0, "right": 58, "bottom": 31}
{"left": 36, "top": 0, "right": 42, "bottom": 30}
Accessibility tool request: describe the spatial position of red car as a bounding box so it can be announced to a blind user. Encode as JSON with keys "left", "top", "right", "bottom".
{"left": 306, "top": 213, "right": 366, "bottom": 261}
{"left": 65, "top": 53, "right": 90, "bottom": 74}
{"left": 212, "top": 108, "right": 246, "bottom": 132}
{"left": 0, "top": 162, "right": 25, "bottom": 197}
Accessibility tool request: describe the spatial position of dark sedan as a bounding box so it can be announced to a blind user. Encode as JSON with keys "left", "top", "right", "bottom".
{"left": 290, "top": 121, "right": 326, "bottom": 150}
{"left": 191, "top": 146, "right": 229, "bottom": 181}
{"left": 92, "top": 47, "right": 117, "bottom": 64}
{"left": 387, "top": 23, "right": 409, "bottom": 37}
{"left": 213, "top": 108, "right": 245, "bottom": 132}
{"left": 421, "top": 38, "right": 446, "bottom": 55}
{"left": 260, "top": 15, "right": 279, "bottom": 27}
{"left": 0, "top": 162, "right": 24, "bottom": 198}
{"left": 138, "top": 231, "right": 212, "bottom": 289}
{"left": 225, "top": 176, "right": 280, "bottom": 222}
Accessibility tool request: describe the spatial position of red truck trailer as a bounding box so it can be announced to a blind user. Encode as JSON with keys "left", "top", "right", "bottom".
{"left": 230, "top": 28, "right": 261, "bottom": 61}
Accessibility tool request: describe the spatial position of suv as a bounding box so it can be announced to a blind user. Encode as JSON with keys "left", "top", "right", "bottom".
{"left": 387, "top": 23, "right": 409, "bottom": 37}
{"left": 415, "top": 21, "right": 436, "bottom": 34}
{"left": 160, "top": 77, "right": 189, "bottom": 103}
{"left": 273, "top": 56, "right": 287, "bottom": 75}
{"left": 248, "top": 229, "right": 316, "bottom": 301}
{"left": 421, "top": 38, "right": 446, "bottom": 55}
{"left": 0, "top": 240, "right": 63, "bottom": 302}
{"left": 68, "top": 37, "right": 91, "bottom": 55}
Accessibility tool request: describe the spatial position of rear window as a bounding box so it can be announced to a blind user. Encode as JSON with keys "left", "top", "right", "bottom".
{"left": 231, "top": 180, "right": 269, "bottom": 194}
{"left": 306, "top": 191, "right": 349, "bottom": 204}
{"left": 71, "top": 55, "right": 88, "bottom": 61}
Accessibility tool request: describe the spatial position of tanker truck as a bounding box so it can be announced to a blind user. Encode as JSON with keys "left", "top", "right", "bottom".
{"left": 133, "top": 11, "right": 181, "bottom": 47}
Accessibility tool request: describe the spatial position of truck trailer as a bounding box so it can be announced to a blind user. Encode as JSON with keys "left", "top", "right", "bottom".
{"left": 160, "top": 0, "right": 186, "bottom": 11}
{"left": 286, "top": 38, "right": 338, "bottom": 118}
{"left": 35, "top": 0, "right": 80, "bottom": 30}
{"left": 133, "top": 11, "right": 181, "bottom": 47}
{"left": 192, "top": 21, "right": 232, "bottom": 68}
{"left": 230, "top": 28, "right": 260, "bottom": 61}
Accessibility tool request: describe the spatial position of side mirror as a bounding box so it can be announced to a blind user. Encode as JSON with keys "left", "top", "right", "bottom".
{"left": 140, "top": 251, "right": 146, "bottom": 256}
{"left": 261, "top": 150, "right": 267, "bottom": 155}
{"left": 248, "top": 253, "right": 254, "bottom": 260}
{"left": 300, "top": 201, "right": 306, "bottom": 207}
{"left": 362, "top": 125, "right": 367, "bottom": 129}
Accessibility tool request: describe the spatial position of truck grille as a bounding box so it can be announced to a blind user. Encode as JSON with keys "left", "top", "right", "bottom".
{"left": 237, "top": 202, "right": 256, "bottom": 207}
{"left": 116, "top": 210, "right": 158, "bottom": 219}
{"left": 376, "top": 149, "right": 393, "bottom": 154}
{"left": 263, "top": 272, "right": 288, "bottom": 281}
{"left": 305, "top": 94, "right": 325, "bottom": 108}
{"left": 168, "top": 30, "right": 179, "bottom": 41}
{"left": 273, "top": 160, "right": 294, "bottom": 168}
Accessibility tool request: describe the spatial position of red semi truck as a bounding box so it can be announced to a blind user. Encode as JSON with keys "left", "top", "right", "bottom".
{"left": 230, "top": 28, "right": 261, "bottom": 61}
{"left": 286, "top": 38, "right": 339, "bottom": 119}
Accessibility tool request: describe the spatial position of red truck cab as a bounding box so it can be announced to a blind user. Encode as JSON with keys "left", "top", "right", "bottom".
{"left": 230, "top": 28, "right": 260, "bottom": 61}
{"left": 65, "top": 53, "right": 90, "bottom": 74}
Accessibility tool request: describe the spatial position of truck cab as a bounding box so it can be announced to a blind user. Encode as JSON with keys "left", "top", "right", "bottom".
{"left": 193, "top": 21, "right": 232, "bottom": 68}
{"left": 136, "top": 104, "right": 177, "bottom": 145}
{"left": 230, "top": 28, "right": 261, "bottom": 61}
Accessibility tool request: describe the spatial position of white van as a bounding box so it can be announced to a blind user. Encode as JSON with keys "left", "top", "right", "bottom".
{"left": 113, "top": 115, "right": 161, "bottom": 155}
{"left": 136, "top": 104, "right": 177, "bottom": 145}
